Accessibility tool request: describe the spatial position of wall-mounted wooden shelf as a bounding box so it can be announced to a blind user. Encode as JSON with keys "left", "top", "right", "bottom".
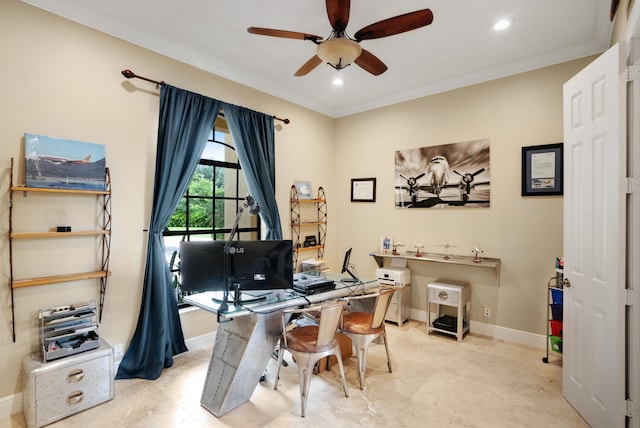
{"left": 370, "top": 251, "right": 501, "bottom": 285}
{"left": 9, "top": 230, "right": 110, "bottom": 239}
{"left": 291, "top": 197, "right": 326, "bottom": 204}
{"left": 7, "top": 158, "right": 112, "bottom": 341}
{"left": 291, "top": 221, "right": 327, "bottom": 226}
{"left": 290, "top": 185, "right": 327, "bottom": 269}
{"left": 294, "top": 244, "right": 325, "bottom": 253}
{"left": 10, "top": 185, "right": 110, "bottom": 195}
{"left": 11, "top": 270, "right": 111, "bottom": 289}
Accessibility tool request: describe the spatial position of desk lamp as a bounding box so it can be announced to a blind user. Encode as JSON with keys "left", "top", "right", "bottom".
{"left": 219, "top": 195, "right": 260, "bottom": 318}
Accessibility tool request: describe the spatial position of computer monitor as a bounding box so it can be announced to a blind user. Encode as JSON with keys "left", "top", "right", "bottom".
{"left": 179, "top": 240, "right": 226, "bottom": 293}
{"left": 340, "top": 247, "right": 359, "bottom": 282}
{"left": 227, "top": 240, "right": 294, "bottom": 292}
{"left": 179, "top": 240, "right": 294, "bottom": 298}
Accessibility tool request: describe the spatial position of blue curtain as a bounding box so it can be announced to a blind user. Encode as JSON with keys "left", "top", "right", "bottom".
{"left": 116, "top": 85, "right": 221, "bottom": 379}
{"left": 222, "top": 103, "right": 283, "bottom": 239}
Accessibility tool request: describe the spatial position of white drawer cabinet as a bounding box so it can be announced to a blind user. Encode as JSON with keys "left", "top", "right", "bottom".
{"left": 384, "top": 284, "right": 411, "bottom": 326}
{"left": 22, "top": 340, "right": 114, "bottom": 428}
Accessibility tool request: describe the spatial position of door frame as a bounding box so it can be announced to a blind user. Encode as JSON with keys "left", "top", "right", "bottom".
{"left": 626, "top": 11, "right": 640, "bottom": 426}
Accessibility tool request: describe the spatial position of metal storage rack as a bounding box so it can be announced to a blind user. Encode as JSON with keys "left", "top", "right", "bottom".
{"left": 39, "top": 301, "right": 99, "bottom": 362}
{"left": 7, "top": 157, "right": 112, "bottom": 342}
{"left": 542, "top": 273, "right": 564, "bottom": 363}
{"left": 290, "top": 185, "right": 327, "bottom": 270}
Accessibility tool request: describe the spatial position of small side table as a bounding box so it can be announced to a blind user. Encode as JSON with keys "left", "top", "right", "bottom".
{"left": 427, "top": 281, "right": 470, "bottom": 342}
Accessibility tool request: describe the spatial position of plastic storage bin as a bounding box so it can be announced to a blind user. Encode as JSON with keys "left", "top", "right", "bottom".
{"left": 549, "top": 335, "right": 563, "bottom": 353}
{"left": 549, "top": 320, "right": 563, "bottom": 337}
{"left": 550, "top": 303, "right": 563, "bottom": 321}
{"left": 550, "top": 288, "right": 563, "bottom": 304}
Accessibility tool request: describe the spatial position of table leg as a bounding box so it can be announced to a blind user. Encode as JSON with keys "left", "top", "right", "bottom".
{"left": 200, "top": 311, "right": 282, "bottom": 416}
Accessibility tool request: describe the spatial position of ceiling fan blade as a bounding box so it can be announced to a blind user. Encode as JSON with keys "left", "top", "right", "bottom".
{"left": 354, "top": 9, "right": 433, "bottom": 41}
{"left": 354, "top": 49, "right": 388, "bottom": 76}
{"left": 326, "top": 0, "right": 350, "bottom": 32}
{"left": 294, "top": 55, "right": 323, "bottom": 76}
{"left": 248, "top": 27, "right": 322, "bottom": 42}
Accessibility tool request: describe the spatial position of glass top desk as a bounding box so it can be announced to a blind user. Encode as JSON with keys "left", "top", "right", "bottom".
{"left": 184, "top": 272, "right": 378, "bottom": 417}
{"left": 185, "top": 272, "right": 377, "bottom": 321}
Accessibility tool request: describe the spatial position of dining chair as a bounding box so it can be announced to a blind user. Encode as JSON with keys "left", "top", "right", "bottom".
{"left": 341, "top": 287, "right": 396, "bottom": 389}
{"left": 273, "top": 300, "right": 349, "bottom": 417}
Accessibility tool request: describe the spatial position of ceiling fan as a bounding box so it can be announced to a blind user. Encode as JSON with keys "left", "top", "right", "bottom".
{"left": 247, "top": 0, "right": 433, "bottom": 76}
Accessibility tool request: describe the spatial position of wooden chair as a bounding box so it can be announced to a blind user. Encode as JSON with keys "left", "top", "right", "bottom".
{"left": 273, "top": 301, "right": 349, "bottom": 417}
{"left": 341, "top": 287, "right": 395, "bottom": 389}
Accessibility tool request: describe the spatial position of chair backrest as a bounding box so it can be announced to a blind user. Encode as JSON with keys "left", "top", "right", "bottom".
{"left": 370, "top": 288, "right": 395, "bottom": 329}
{"left": 316, "top": 301, "right": 347, "bottom": 347}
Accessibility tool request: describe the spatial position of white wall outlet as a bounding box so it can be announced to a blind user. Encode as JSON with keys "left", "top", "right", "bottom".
{"left": 484, "top": 307, "right": 491, "bottom": 318}
{"left": 114, "top": 343, "right": 124, "bottom": 358}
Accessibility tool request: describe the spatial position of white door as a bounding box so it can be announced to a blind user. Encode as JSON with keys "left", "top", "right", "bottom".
{"left": 562, "top": 42, "right": 627, "bottom": 427}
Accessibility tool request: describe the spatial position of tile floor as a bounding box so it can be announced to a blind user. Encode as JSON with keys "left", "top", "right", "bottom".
{"left": 3, "top": 320, "right": 587, "bottom": 428}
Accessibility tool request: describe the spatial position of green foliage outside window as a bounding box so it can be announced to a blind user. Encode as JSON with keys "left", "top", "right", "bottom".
{"left": 168, "top": 166, "right": 225, "bottom": 229}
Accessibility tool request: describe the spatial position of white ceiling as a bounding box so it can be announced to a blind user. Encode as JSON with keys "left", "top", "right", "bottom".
{"left": 21, "top": 0, "right": 613, "bottom": 118}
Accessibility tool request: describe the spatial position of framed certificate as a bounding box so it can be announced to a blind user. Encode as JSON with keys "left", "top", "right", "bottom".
{"left": 521, "top": 143, "right": 563, "bottom": 196}
{"left": 351, "top": 178, "right": 376, "bottom": 202}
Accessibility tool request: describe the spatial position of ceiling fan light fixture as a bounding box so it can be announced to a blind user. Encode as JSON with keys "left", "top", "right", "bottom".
{"left": 493, "top": 18, "right": 514, "bottom": 31}
{"left": 316, "top": 38, "right": 362, "bottom": 70}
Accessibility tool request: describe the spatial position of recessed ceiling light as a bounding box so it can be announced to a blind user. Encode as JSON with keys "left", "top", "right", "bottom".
{"left": 493, "top": 18, "right": 514, "bottom": 31}
{"left": 332, "top": 77, "right": 344, "bottom": 86}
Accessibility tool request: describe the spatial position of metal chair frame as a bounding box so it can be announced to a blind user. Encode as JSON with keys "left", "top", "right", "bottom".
{"left": 341, "top": 287, "right": 395, "bottom": 389}
{"left": 274, "top": 300, "right": 349, "bottom": 417}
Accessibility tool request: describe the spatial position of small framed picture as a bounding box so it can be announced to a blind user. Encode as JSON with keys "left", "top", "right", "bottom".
{"left": 380, "top": 236, "right": 393, "bottom": 254}
{"left": 351, "top": 178, "right": 376, "bottom": 202}
{"left": 294, "top": 180, "right": 313, "bottom": 199}
{"left": 522, "top": 143, "right": 563, "bottom": 196}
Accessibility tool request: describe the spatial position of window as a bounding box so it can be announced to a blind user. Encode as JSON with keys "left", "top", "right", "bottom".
{"left": 164, "top": 116, "right": 260, "bottom": 304}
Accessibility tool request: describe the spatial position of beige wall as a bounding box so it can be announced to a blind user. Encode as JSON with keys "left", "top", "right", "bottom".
{"left": 0, "top": 0, "right": 597, "bottom": 401}
{"left": 330, "top": 59, "right": 594, "bottom": 334}
{"left": 0, "top": 0, "right": 334, "bottom": 400}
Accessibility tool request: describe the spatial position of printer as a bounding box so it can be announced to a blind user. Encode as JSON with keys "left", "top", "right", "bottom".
{"left": 376, "top": 267, "right": 410, "bottom": 286}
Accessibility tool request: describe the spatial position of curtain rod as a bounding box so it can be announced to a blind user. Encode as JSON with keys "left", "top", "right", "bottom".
{"left": 121, "top": 69, "right": 290, "bottom": 124}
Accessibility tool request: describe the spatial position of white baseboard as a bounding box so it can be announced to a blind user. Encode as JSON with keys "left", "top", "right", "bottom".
{"left": 0, "top": 392, "right": 22, "bottom": 421}
{"left": 411, "top": 308, "right": 547, "bottom": 350}
{"left": 185, "top": 331, "right": 216, "bottom": 351}
{"left": 469, "top": 320, "right": 547, "bottom": 349}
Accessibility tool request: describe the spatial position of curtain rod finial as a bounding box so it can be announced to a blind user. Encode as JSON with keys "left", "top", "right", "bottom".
{"left": 122, "top": 69, "right": 135, "bottom": 79}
